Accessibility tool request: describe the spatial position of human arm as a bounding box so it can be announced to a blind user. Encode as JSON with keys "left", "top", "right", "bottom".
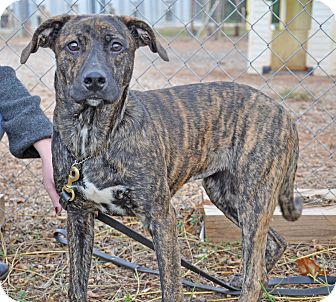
{"left": 0, "top": 66, "right": 52, "bottom": 157}
{"left": 33, "top": 138, "right": 62, "bottom": 214}
{"left": 0, "top": 66, "right": 61, "bottom": 214}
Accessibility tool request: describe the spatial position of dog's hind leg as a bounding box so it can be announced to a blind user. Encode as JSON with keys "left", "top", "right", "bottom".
{"left": 203, "top": 171, "right": 287, "bottom": 287}
{"left": 147, "top": 199, "right": 182, "bottom": 302}
{"left": 238, "top": 187, "right": 276, "bottom": 302}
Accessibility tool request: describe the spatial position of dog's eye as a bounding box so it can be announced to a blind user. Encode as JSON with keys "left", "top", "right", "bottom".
{"left": 67, "top": 41, "right": 80, "bottom": 52}
{"left": 111, "top": 42, "right": 123, "bottom": 52}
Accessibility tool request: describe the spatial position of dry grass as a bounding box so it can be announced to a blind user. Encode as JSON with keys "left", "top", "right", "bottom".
{"left": 0, "top": 181, "right": 335, "bottom": 302}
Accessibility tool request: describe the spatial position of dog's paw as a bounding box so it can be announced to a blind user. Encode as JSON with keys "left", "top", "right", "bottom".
{"left": 227, "top": 274, "right": 243, "bottom": 289}
{"left": 114, "top": 186, "right": 132, "bottom": 200}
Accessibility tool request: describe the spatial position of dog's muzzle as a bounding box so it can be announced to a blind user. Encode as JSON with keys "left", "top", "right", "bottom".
{"left": 86, "top": 98, "right": 103, "bottom": 107}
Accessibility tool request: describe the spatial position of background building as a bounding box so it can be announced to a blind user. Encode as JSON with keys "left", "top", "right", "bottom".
{"left": 247, "top": 0, "right": 336, "bottom": 75}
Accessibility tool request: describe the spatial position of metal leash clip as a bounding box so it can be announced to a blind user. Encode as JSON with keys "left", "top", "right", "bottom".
{"left": 62, "top": 165, "right": 80, "bottom": 202}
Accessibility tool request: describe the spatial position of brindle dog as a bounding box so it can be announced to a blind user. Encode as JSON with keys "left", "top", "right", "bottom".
{"left": 21, "top": 14, "right": 302, "bottom": 302}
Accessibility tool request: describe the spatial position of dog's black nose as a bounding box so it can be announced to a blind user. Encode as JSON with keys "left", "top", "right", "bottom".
{"left": 83, "top": 71, "right": 107, "bottom": 91}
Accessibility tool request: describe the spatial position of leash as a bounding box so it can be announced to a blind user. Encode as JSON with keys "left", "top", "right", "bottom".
{"left": 54, "top": 212, "right": 335, "bottom": 297}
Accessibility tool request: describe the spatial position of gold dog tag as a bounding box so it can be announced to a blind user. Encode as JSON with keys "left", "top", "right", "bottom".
{"left": 62, "top": 165, "right": 80, "bottom": 201}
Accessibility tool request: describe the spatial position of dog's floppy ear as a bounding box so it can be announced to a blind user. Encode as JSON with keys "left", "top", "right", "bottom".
{"left": 120, "top": 16, "right": 169, "bottom": 62}
{"left": 20, "top": 15, "right": 72, "bottom": 64}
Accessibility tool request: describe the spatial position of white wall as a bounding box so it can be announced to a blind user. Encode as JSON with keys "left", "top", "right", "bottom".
{"left": 306, "top": 0, "right": 336, "bottom": 75}
{"left": 247, "top": 0, "right": 272, "bottom": 74}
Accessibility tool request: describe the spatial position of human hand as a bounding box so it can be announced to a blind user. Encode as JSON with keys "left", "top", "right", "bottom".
{"left": 33, "top": 138, "right": 62, "bottom": 215}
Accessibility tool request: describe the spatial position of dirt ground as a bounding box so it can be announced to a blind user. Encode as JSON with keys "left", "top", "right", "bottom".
{"left": 0, "top": 35, "right": 335, "bottom": 301}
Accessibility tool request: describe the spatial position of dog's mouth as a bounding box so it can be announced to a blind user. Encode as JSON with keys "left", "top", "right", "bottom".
{"left": 85, "top": 98, "right": 104, "bottom": 107}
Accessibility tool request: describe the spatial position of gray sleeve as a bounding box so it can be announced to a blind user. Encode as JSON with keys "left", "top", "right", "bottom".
{"left": 0, "top": 115, "right": 5, "bottom": 142}
{"left": 0, "top": 66, "right": 53, "bottom": 158}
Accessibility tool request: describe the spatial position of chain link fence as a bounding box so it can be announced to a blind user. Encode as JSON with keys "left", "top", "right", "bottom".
{"left": 0, "top": 0, "right": 335, "bottom": 300}
{"left": 0, "top": 0, "right": 335, "bottom": 218}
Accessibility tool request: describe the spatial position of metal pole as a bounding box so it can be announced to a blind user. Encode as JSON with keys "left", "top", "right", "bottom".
{"left": 19, "top": 0, "right": 31, "bottom": 37}
{"left": 190, "top": 0, "right": 196, "bottom": 35}
{"left": 90, "top": 0, "right": 96, "bottom": 13}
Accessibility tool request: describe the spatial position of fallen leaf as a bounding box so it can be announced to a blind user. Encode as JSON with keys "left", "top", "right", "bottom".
{"left": 296, "top": 257, "right": 328, "bottom": 277}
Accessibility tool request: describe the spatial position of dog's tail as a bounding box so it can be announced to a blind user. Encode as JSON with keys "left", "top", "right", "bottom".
{"left": 278, "top": 130, "right": 303, "bottom": 222}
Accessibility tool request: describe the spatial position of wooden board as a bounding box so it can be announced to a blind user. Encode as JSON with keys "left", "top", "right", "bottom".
{"left": 204, "top": 204, "right": 336, "bottom": 243}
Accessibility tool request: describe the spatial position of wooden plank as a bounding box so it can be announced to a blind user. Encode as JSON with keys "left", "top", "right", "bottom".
{"left": 204, "top": 204, "right": 336, "bottom": 243}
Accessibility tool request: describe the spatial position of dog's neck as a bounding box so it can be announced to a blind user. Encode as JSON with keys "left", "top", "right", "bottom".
{"left": 53, "top": 89, "right": 128, "bottom": 160}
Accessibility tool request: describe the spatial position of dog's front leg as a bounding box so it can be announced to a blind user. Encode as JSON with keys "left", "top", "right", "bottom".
{"left": 67, "top": 204, "right": 95, "bottom": 302}
{"left": 149, "top": 202, "right": 182, "bottom": 302}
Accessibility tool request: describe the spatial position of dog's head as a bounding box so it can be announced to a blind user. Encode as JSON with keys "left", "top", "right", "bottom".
{"left": 21, "top": 14, "right": 169, "bottom": 107}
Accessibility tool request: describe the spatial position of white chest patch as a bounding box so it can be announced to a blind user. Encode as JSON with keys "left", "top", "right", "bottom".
{"left": 79, "top": 178, "right": 127, "bottom": 215}
{"left": 80, "top": 125, "right": 88, "bottom": 155}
